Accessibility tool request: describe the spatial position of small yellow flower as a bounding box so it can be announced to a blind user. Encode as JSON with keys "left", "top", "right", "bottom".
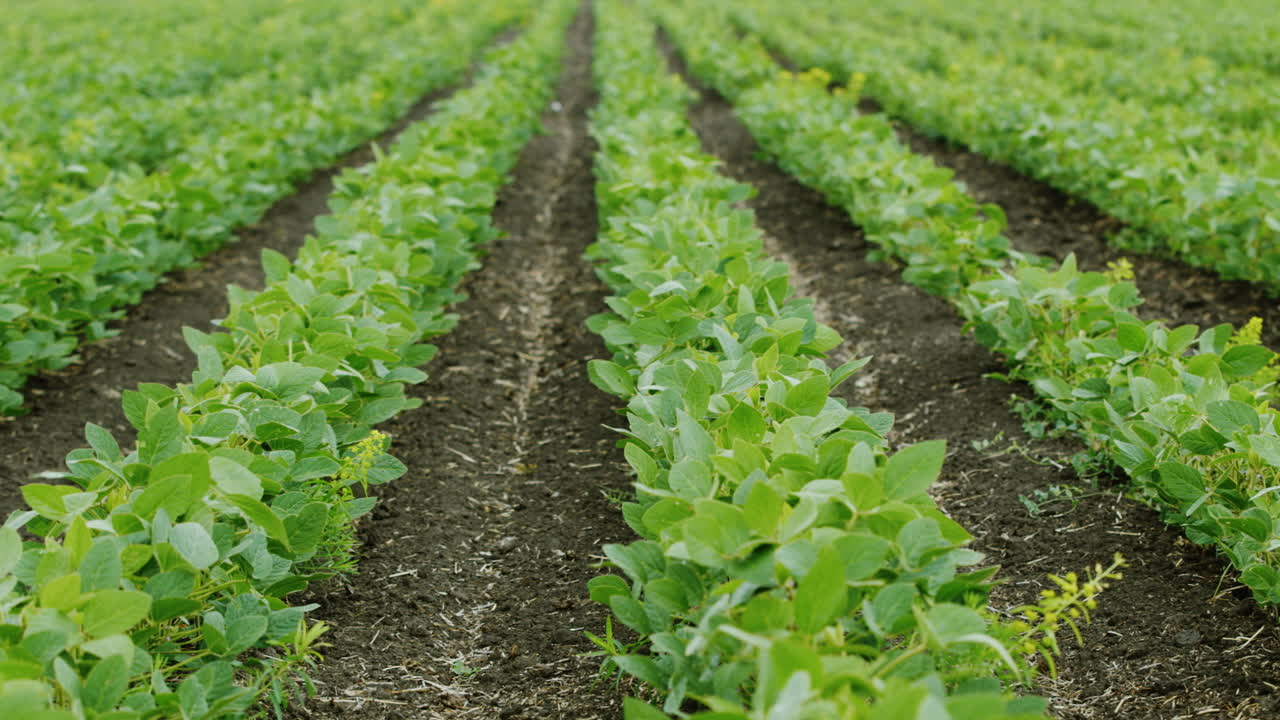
{"left": 1105, "top": 258, "right": 1135, "bottom": 281}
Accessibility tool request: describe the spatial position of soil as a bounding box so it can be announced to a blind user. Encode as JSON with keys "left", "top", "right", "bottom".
{"left": 285, "top": 6, "right": 634, "bottom": 718}
{"left": 662, "top": 33, "right": 1280, "bottom": 720}
{"left": 0, "top": 41, "right": 486, "bottom": 516}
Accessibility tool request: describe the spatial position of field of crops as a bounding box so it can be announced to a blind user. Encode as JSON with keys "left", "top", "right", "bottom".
{"left": 3, "top": 1, "right": 1278, "bottom": 718}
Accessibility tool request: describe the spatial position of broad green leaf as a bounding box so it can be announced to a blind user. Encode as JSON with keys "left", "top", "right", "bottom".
{"left": 883, "top": 440, "right": 946, "bottom": 500}
{"left": 284, "top": 502, "right": 329, "bottom": 556}
{"left": 612, "top": 654, "right": 665, "bottom": 688}
{"left": 675, "top": 409, "right": 715, "bottom": 462}
{"left": 138, "top": 403, "right": 183, "bottom": 465}
{"left": 623, "top": 698, "right": 671, "bottom": 720}
{"left": 794, "top": 545, "right": 847, "bottom": 633}
{"left": 1207, "top": 400, "right": 1260, "bottom": 434}
{"left": 261, "top": 249, "right": 291, "bottom": 283}
{"left": 85, "top": 423, "right": 121, "bottom": 461}
{"left": 39, "top": 573, "right": 82, "bottom": 612}
{"left": 1249, "top": 434, "right": 1280, "bottom": 468}
{"left": 210, "top": 457, "right": 262, "bottom": 500}
{"left": 80, "top": 540, "right": 123, "bottom": 592}
{"left": 84, "top": 590, "right": 152, "bottom": 637}
{"left": 588, "top": 360, "right": 635, "bottom": 397}
{"left": 169, "top": 523, "right": 219, "bottom": 570}
{"left": 227, "top": 495, "right": 291, "bottom": 548}
{"left": 132, "top": 475, "right": 196, "bottom": 521}
{"left": 82, "top": 654, "right": 129, "bottom": 712}
{"left": 21, "top": 484, "right": 77, "bottom": 521}
{"left": 668, "top": 459, "right": 712, "bottom": 500}
{"left": 587, "top": 574, "right": 630, "bottom": 605}
{"left": 0, "top": 527, "right": 20, "bottom": 576}
{"left": 865, "top": 583, "right": 916, "bottom": 638}
{"left": 357, "top": 398, "right": 407, "bottom": 426}
{"left": 1222, "top": 345, "right": 1274, "bottom": 378}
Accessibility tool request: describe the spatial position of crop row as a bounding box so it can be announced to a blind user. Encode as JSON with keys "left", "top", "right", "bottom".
{"left": 2, "top": 0, "right": 296, "bottom": 139}
{"left": 0, "top": 0, "right": 524, "bottom": 415}
{"left": 2, "top": 0, "right": 421, "bottom": 201}
{"left": 657, "top": 0, "right": 1280, "bottom": 607}
{"left": 0, "top": 1, "right": 575, "bottom": 716}
{"left": 864, "top": 0, "right": 1277, "bottom": 133}
{"left": 730, "top": 1, "right": 1280, "bottom": 296}
{"left": 585, "top": 3, "right": 1120, "bottom": 718}
{"left": 895, "top": 0, "right": 1280, "bottom": 77}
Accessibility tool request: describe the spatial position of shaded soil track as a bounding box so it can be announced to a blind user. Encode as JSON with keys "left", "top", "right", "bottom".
{"left": 288, "top": 6, "right": 633, "bottom": 718}
{"left": 0, "top": 45, "right": 492, "bottom": 514}
{"left": 663, "top": 33, "right": 1280, "bottom": 720}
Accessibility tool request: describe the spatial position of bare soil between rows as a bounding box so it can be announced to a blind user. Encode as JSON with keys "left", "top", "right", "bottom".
{"left": 663, "top": 33, "right": 1280, "bottom": 720}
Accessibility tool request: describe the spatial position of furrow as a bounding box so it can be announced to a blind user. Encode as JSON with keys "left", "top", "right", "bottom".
{"left": 289, "top": 6, "right": 633, "bottom": 718}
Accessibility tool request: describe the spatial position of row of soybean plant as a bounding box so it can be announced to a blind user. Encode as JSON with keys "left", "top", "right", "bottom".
{"left": 731, "top": 0, "right": 1280, "bottom": 296}
{"left": 657, "top": 0, "right": 1280, "bottom": 607}
{"left": 584, "top": 2, "right": 1118, "bottom": 718}
{"left": 0, "top": 1, "right": 576, "bottom": 717}
{"left": 0, "top": 0, "right": 527, "bottom": 414}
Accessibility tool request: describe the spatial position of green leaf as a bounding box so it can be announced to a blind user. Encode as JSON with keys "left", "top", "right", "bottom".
{"left": 227, "top": 495, "right": 292, "bottom": 549}
{"left": 144, "top": 570, "right": 196, "bottom": 600}
{"left": 1179, "top": 426, "right": 1228, "bottom": 455}
{"left": 210, "top": 457, "right": 262, "bottom": 500}
{"left": 261, "top": 249, "right": 291, "bottom": 283}
{"left": 587, "top": 574, "right": 630, "bottom": 605}
{"left": 785, "top": 375, "right": 828, "bottom": 416}
{"left": 191, "top": 411, "right": 241, "bottom": 444}
{"left": 883, "top": 440, "right": 946, "bottom": 500}
{"left": 39, "top": 573, "right": 82, "bottom": 612}
{"left": 85, "top": 423, "right": 121, "bottom": 461}
{"left": 82, "top": 654, "right": 128, "bottom": 712}
{"left": 1158, "top": 462, "right": 1206, "bottom": 503}
{"left": 21, "top": 484, "right": 78, "bottom": 520}
{"left": 1249, "top": 434, "right": 1280, "bottom": 468}
{"left": 830, "top": 356, "right": 871, "bottom": 390}
{"left": 169, "top": 523, "right": 219, "bottom": 570}
{"left": 357, "top": 397, "right": 407, "bottom": 426}
{"left": 1208, "top": 400, "right": 1260, "bottom": 434}
{"left": 80, "top": 540, "right": 123, "bottom": 592}
{"left": 132, "top": 474, "right": 196, "bottom": 521}
{"left": 138, "top": 403, "right": 184, "bottom": 465}
{"left": 668, "top": 459, "right": 712, "bottom": 500}
{"left": 609, "top": 595, "right": 652, "bottom": 635}
{"left": 1115, "top": 322, "right": 1148, "bottom": 353}
{"left": 588, "top": 360, "right": 635, "bottom": 397}
{"left": 866, "top": 583, "right": 915, "bottom": 638}
{"left": 921, "top": 604, "right": 987, "bottom": 648}
{"left": 284, "top": 502, "right": 329, "bottom": 556}
{"left": 612, "top": 655, "right": 665, "bottom": 689}
{"left": 744, "top": 482, "right": 785, "bottom": 537}
{"left": 794, "top": 545, "right": 847, "bottom": 633}
{"left": 623, "top": 697, "right": 671, "bottom": 720}
{"left": 1222, "top": 345, "right": 1274, "bottom": 378}
{"left": 727, "top": 401, "right": 767, "bottom": 444}
{"left": 624, "top": 443, "right": 658, "bottom": 486}
{"left": 83, "top": 590, "right": 152, "bottom": 637}
{"left": 0, "top": 527, "right": 20, "bottom": 576}
{"left": 675, "top": 409, "right": 715, "bottom": 462}
{"left": 226, "top": 615, "right": 269, "bottom": 655}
